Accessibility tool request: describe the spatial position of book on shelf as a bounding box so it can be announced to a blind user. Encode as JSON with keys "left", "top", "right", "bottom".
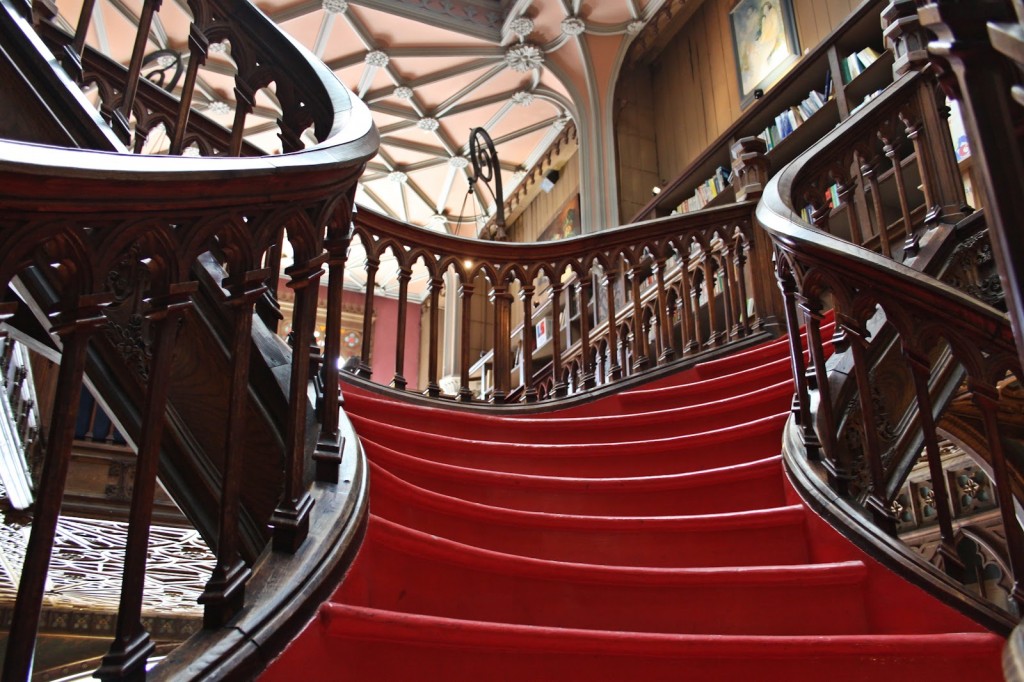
{"left": 841, "top": 46, "right": 882, "bottom": 84}
{"left": 755, "top": 87, "right": 828, "bottom": 151}
{"left": 849, "top": 89, "right": 883, "bottom": 116}
{"left": 673, "top": 166, "right": 732, "bottom": 214}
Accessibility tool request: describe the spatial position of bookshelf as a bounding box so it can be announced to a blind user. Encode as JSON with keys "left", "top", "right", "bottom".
{"left": 635, "top": 0, "right": 893, "bottom": 221}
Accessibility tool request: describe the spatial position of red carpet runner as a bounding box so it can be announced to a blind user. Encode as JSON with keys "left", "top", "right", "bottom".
{"left": 263, "top": 331, "right": 1004, "bottom": 680}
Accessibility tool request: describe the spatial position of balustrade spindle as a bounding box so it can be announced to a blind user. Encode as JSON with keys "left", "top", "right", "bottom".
{"left": 490, "top": 280, "right": 512, "bottom": 402}
{"left": 800, "top": 297, "right": 842, "bottom": 487}
{"left": 778, "top": 270, "right": 819, "bottom": 461}
{"left": 718, "top": 253, "right": 737, "bottom": 343}
{"left": 902, "top": 350, "right": 965, "bottom": 581}
{"left": 3, "top": 300, "right": 107, "bottom": 682}
{"left": 734, "top": 240, "right": 751, "bottom": 336}
{"left": 970, "top": 379, "right": 1024, "bottom": 611}
{"left": 229, "top": 82, "right": 255, "bottom": 157}
{"left": 575, "top": 276, "right": 595, "bottom": 388}
{"left": 689, "top": 271, "right": 703, "bottom": 353}
{"left": 702, "top": 254, "right": 722, "bottom": 346}
{"left": 112, "top": 0, "right": 162, "bottom": 145}
{"left": 392, "top": 265, "right": 411, "bottom": 390}
{"left": 880, "top": 132, "right": 916, "bottom": 254}
{"left": 199, "top": 271, "right": 265, "bottom": 629}
{"left": 356, "top": 254, "right": 378, "bottom": 379}
{"left": 314, "top": 219, "right": 352, "bottom": 483}
{"left": 602, "top": 272, "right": 621, "bottom": 380}
{"left": 66, "top": 0, "right": 97, "bottom": 79}
{"left": 654, "top": 258, "right": 674, "bottom": 362}
{"left": 520, "top": 283, "right": 537, "bottom": 402}
{"left": 98, "top": 291, "right": 191, "bottom": 680}
{"left": 271, "top": 256, "right": 325, "bottom": 553}
{"left": 843, "top": 313, "right": 897, "bottom": 533}
{"left": 837, "top": 176, "right": 867, "bottom": 246}
{"left": 860, "top": 157, "right": 892, "bottom": 257}
{"left": 426, "top": 276, "right": 442, "bottom": 398}
{"left": 629, "top": 266, "right": 648, "bottom": 370}
{"left": 549, "top": 281, "right": 568, "bottom": 398}
{"left": 169, "top": 24, "right": 209, "bottom": 155}
{"left": 458, "top": 277, "right": 474, "bottom": 402}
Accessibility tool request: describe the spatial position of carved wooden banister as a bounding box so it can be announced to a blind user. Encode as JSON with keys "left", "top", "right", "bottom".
{"left": 757, "top": 29, "right": 1022, "bottom": 629}
{"left": 0, "top": 0, "right": 378, "bottom": 675}
{"left": 346, "top": 201, "right": 782, "bottom": 403}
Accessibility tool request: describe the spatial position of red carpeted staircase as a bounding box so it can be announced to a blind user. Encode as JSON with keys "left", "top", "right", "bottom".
{"left": 262, "top": 331, "right": 1005, "bottom": 681}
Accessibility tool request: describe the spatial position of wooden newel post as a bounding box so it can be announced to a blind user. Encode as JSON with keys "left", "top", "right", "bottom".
{"left": 271, "top": 255, "right": 326, "bottom": 553}
{"left": 882, "top": 0, "right": 931, "bottom": 78}
{"left": 731, "top": 136, "right": 770, "bottom": 202}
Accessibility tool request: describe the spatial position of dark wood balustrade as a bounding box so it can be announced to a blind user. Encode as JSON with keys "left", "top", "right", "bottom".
{"left": 0, "top": 0, "right": 377, "bottom": 677}
{"left": 346, "top": 203, "right": 782, "bottom": 404}
{"left": 757, "top": 2, "right": 1024, "bottom": 633}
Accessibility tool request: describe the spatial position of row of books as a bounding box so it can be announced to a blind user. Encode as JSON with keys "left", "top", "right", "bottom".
{"left": 756, "top": 88, "right": 830, "bottom": 151}
{"left": 674, "top": 166, "right": 732, "bottom": 214}
{"left": 798, "top": 182, "right": 843, "bottom": 223}
{"left": 840, "top": 46, "right": 882, "bottom": 84}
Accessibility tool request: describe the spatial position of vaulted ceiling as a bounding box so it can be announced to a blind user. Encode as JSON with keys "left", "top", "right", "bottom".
{"left": 58, "top": 0, "right": 673, "bottom": 235}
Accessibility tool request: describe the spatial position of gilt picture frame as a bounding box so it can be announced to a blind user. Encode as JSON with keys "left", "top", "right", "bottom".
{"left": 730, "top": 0, "right": 800, "bottom": 109}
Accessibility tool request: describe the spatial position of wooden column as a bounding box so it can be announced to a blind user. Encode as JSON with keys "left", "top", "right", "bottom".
{"left": 3, "top": 296, "right": 108, "bottom": 682}
{"left": 654, "top": 258, "right": 675, "bottom": 362}
{"left": 778, "top": 268, "right": 819, "bottom": 462}
{"left": 458, "top": 278, "right": 474, "bottom": 402}
{"left": 425, "top": 275, "right": 442, "bottom": 398}
{"left": 314, "top": 218, "right": 352, "bottom": 484}
{"left": 520, "top": 283, "right": 537, "bottom": 402}
{"left": 903, "top": 349, "right": 965, "bottom": 581}
{"left": 391, "top": 266, "right": 412, "bottom": 390}
{"left": 921, "top": 1, "right": 1024, "bottom": 373}
{"left": 355, "top": 254, "right": 378, "bottom": 380}
{"left": 628, "top": 266, "right": 649, "bottom": 371}
{"left": 575, "top": 277, "right": 595, "bottom": 388}
{"left": 199, "top": 269, "right": 266, "bottom": 626}
{"left": 270, "top": 256, "right": 325, "bottom": 553}
{"left": 98, "top": 287, "right": 193, "bottom": 680}
{"left": 842, "top": 313, "right": 897, "bottom": 533}
{"left": 550, "top": 281, "right": 568, "bottom": 397}
{"left": 490, "top": 280, "right": 512, "bottom": 402}
{"left": 602, "top": 272, "right": 622, "bottom": 380}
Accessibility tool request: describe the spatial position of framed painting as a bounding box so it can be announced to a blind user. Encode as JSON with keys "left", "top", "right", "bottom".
{"left": 538, "top": 194, "right": 581, "bottom": 242}
{"left": 730, "top": 0, "right": 800, "bottom": 109}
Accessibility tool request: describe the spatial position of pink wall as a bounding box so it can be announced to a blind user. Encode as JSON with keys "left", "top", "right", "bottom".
{"left": 276, "top": 279, "right": 422, "bottom": 392}
{"left": 342, "top": 289, "right": 422, "bottom": 392}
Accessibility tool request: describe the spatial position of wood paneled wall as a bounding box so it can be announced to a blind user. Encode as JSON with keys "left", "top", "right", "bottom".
{"left": 508, "top": 152, "right": 580, "bottom": 242}
{"left": 616, "top": 0, "right": 861, "bottom": 215}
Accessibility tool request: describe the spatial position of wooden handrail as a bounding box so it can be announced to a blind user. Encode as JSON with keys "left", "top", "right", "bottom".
{"left": 0, "top": 0, "right": 378, "bottom": 677}
{"left": 757, "top": 32, "right": 1022, "bottom": 630}
{"left": 347, "top": 200, "right": 782, "bottom": 403}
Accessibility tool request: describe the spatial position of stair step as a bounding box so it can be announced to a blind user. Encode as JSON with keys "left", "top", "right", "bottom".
{"left": 335, "top": 515, "right": 869, "bottom": 636}
{"left": 273, "top": 605, "right": 1001, "bottom": 682}
{"left": 364, "top": 441, "right": 787, "bottom": 515}
{"left": 349, "top": 411, "right": 789, "bottom": 477}
{"left": 345, "top": 378, "right": 794, "bottom": 442}
{"left": 370, "top": 463, "right": 809, "bottom": 567}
